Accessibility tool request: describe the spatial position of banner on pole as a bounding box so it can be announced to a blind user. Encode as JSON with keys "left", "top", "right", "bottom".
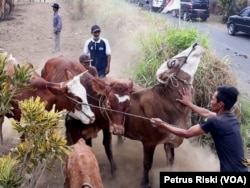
{"left": 161, "top": 0, "right": 180, "bottom": 13}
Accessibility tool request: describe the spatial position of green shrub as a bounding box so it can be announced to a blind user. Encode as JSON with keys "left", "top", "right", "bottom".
{"left": 0, "top": 97, "right": 69, "bottom": 188}
{"left": 164, "top": 27, "right": 209, "bottom": 57}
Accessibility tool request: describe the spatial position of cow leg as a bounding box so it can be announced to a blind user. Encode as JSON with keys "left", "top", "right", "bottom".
{"left": 65, "top": 129, "right": 74, "bottom": 145}
{"left": 85, "top": 138, "right": 92, "bottom": 147}
{"left": 102, "top": 129, "right": 117, "bottom": 175}
{"left": 164, "top": 144, "right": 175, "bottom": 166}
{"left": 141, "top": 142, "right": 156, "bottom": 188}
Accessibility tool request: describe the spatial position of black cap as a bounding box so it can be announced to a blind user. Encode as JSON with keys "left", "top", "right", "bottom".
{"left": 79, "top": 54, "right": 93, "bottom": 63}
{"left": 91, "top": 25, "right": 101, "bottom": 33}
{"left": 51, "top": 3, "right": 60, "bottom": 9}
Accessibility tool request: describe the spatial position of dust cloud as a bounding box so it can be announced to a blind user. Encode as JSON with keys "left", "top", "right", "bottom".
{"left": 93, "top": 134, "right": 219, "bottom": 188}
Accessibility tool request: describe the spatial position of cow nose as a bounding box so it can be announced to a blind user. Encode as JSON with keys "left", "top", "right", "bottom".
{"left": 89, "top": 116, "right": 95, "bottom": 124}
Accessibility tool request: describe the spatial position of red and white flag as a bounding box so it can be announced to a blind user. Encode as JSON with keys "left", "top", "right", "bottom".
{"left": 161, "top": 0, "right": 180, "bottom": 13}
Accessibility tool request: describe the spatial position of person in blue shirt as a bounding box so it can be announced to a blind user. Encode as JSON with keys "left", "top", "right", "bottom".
{"left": 151, "top": 85, "right": 248, "bottom": 172}
{"left": 52, "top": 3, "right": 62, "bottom": 53}
{"left": 143, "top": 0, "right": 151, "bottom": 11}
{"left": 83, "top": 25, "right": 111, "bottom": 78}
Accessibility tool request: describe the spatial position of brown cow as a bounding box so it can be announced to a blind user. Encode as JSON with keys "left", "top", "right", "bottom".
{"left": 41, "top": 56, "right": 133, "bottom": 173}
{"left": 63, "top": 138, "right": 104, "bottom": 188}
{"left": 121, "top": 43, "right": 205, "bottom": 187}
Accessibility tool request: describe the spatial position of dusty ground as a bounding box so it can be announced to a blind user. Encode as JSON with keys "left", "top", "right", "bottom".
{"left": 0, "top": 0, "right": 222, "bottom": 187}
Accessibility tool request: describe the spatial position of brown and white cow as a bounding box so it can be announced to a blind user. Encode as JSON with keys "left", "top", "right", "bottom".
{"left": 63, "top": 138, "right": 104, "bottom": 188}
{"left": 0, "top": 53, "right": 95, "bottom": 143}
{"left": 5, "top": 54, "right": 95, "bottom": 124}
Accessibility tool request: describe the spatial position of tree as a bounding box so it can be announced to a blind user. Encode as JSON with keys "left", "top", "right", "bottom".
{"left": 220, "top": 0, "right": 248, "bottom": 22}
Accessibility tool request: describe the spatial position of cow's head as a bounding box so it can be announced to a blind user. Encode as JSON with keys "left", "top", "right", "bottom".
{"left": 91, "top": 78, "right": 133, "bottom": 135}
{"left": 47, "top": 70, "right": 95, "bottom": 124}
{"left": 156, "top": 43, "right": 204, "bottom": 85}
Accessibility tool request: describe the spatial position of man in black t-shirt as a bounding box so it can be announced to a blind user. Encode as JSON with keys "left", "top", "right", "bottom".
{"left": 151, "top": 85, "right": 248, "bottom": 172}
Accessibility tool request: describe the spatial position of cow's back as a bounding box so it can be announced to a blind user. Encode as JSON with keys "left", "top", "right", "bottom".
{"left": 124, "top": 85, "right": 191, "bottom": 147}
{"left": 41, "top": 56, "right": 85, "bottom": 82}
{"left": 64, "top": 138, "right": 103, "bottom": 188}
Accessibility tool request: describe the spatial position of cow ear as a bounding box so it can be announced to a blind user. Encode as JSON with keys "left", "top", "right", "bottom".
{"left": 47, "top": 83, "right": 66, "bottom": 95}
{"left": 127, "top": 78, "right": 134, "bottom": 92}
{"left": 64, "top": 69, "right": 74, "bottom": 80}
{"left": 130, "top": 79, "right": 143, "bottom": 93}
{"left": 91, "top": 78, "right": 107, "bottom": 95}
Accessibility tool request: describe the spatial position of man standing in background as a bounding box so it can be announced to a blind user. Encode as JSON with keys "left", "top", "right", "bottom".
{"left": 52, "top": 3, "right": 62, "bottom": 53}
{"left": 143, "top": 0, "right": 151, "bottom": 11}
{"left": 83, "top": 25, "right": 111, "bottom": 78}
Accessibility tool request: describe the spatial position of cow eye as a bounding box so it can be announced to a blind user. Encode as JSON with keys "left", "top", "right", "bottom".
{"left": 168, "top": 60, "right": 176, "bottom": 68}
